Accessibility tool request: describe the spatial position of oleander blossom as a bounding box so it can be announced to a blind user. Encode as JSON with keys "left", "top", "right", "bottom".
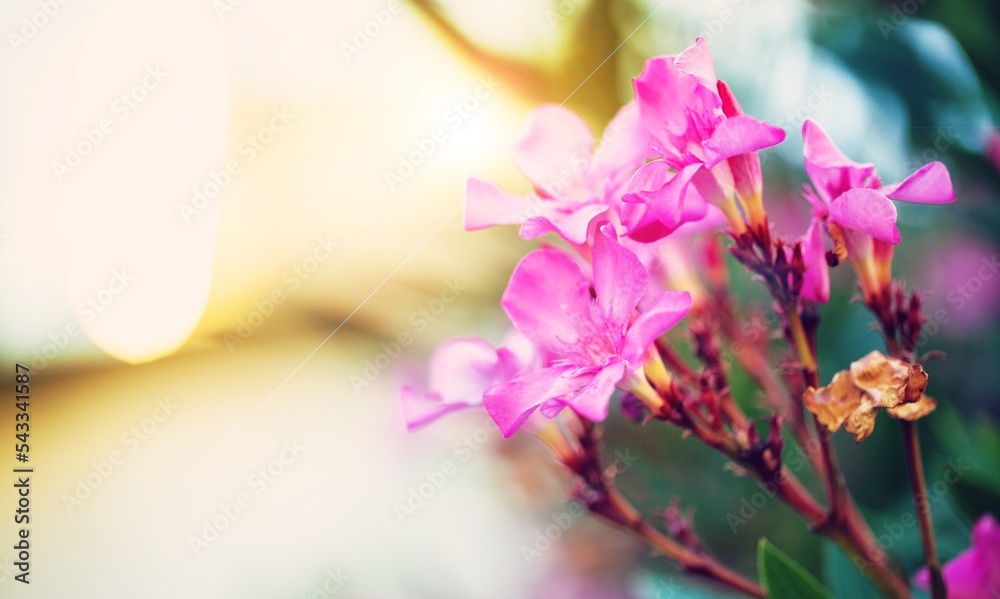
{"left": 483, "top": 226, "right": 692, "bottom": 437}
{"left": 801, "top": 119, "right": 956, "bottom": 298}
{"left": 916, "top": 514, "right": 1000, "bottom": 598}
{"left": 625, "top": 37, "right": 785, "bottom": 238}
{"left": 465, "top": 102, "right": 648, "bottom": 245}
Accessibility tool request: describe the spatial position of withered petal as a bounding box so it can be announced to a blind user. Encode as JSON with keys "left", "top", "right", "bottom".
{"left": 887, "top": 394, "right": 937, "bottom": 421}
{"left": 804, "top": 370, "right": 863, "bottom": 432}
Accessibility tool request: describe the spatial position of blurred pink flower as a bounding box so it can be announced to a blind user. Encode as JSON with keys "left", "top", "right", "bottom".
{"left": 915, "top": 237, "right": 1000, "bottom": 334}
{"left": 400, "top": 331, "right": 533, "bottom": 430}
{"left": 916, "top": 514, "right": 1000, "bottom": 599}
{"left": 465, "top": 102, "right": 647, "bottom": 245}
{"left": 483, "top": 227, "right": 691, "bottom": 437}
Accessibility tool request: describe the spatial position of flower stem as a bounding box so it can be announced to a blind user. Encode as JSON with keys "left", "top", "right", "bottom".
{"left": 784, "top": 307, "right": 913, "bottom": 598}
{"left": 900, "top": 420, "right": 946, "bottom": 599}
{"left": 565, "top": 420, "right": 765, "bottom": 598}
{"left": 600, "top": 488, "right": 766, "bottom": 598}
{"left": 785, "top": 307, "right": 844, "bottom": 521}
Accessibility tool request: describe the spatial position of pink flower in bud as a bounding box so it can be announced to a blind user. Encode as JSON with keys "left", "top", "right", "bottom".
{"left": 916, "top": 514, "right": 1000, "bottom": 599}
{"left": 465, "top": 102, "right": 648, "bottom": 245}
{"left": 483, "top": 226, "right": 692, "bottom": 437}
{"left": 788, "top": 217, "right": 830, "bottom": 304}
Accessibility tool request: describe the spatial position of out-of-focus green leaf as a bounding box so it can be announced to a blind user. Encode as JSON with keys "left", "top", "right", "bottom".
{"left": 757, "top": 539, "right": 833, "bottom": 599}
{"left": 821, "top": 542, "right": 881, "bottom": 599}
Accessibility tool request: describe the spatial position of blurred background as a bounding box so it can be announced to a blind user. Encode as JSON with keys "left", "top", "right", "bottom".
{"left": 0, "top": 0, "right": 998, "bottom": 597}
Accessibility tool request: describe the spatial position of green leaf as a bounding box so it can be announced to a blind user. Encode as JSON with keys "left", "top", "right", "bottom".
{"left": 757, "top": 539, "right": 834, "bottom": 599}
{"left": 821, "top": 542, "right": 881, "bottom": 599}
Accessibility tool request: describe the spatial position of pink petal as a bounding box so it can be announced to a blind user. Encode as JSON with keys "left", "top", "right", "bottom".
{"left": 621, "top": 291, "right": 692, "bottom": 366}
{"left": 703, "top": 115, "right": 786, "bottom": 169}
{"left": 592, "top": 101, "right": 651, "bottom": 183}
{"left": 542, "top": 360, "right": 627, "bottom": 423}
{"left": 500, "top": 328, "right": 536, "bottom": 371}
{"left": 484, "top": 367, "right": 575, "bottom": 438}
{"left": 511, "top": 104, "right": 594, "bottom": 198}
{"left": 464, "top": 177, "right": 535, "bottom": 231}
{"left": 916, "top": 515, "right": 1000, "bottom": 599}
{"left": 500, "top": 249, "right": 592, "bottom": 355}
{"left": 622, "top": 162, "right": 708, "bottom": 242}
{"left": 675, "top": 36, "right": 717, "bottom": 90}
{"left": 400, "top": 388, "right": 469, "bottom": 431}
{"left": 427, "top": 337, "right": 503, "bottom": 405}
{"left": 716, "top": 80, "right": 744, "bottom": 118}
{"left": 520, "top": 202, "right": 608, "bottom": 245}
{"left": 882, "top": 161, "right": 956, "bottom": 204}
{"left": 802, "top": 119, "right": 876, "bottom": 203}
{"left": 593, "top": 226, "right": 648, "bottom": 335}
{"left": 634, "top": 56, "right": 719, "bottom": 157}
{"left": 800, "top": 218, "right": 830, "bottom": 304}
{"left": 673, "top": 204, "right": 728, "bottom": 236}
{"left": 828, "top": 188, "right": 901, "bottom": 244}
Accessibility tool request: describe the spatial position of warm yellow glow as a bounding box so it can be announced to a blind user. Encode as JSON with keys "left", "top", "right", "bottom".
{"left": 59, "top": 0, "right": 229, "bottom": 363}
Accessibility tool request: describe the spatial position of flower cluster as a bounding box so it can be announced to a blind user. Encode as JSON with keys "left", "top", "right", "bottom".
{"left": 401, "top": 37, "right": 975, "bottom": 599}
{"left": 404, "top": 36, "right": 953, "bottom": 439}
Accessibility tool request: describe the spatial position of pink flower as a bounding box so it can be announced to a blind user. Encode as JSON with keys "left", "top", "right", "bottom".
{"left": 916, "top": 514, "right": 1000, "bottom": 599}
{"left": 628, "top": 37, "right": 785, "bottom": 237}
{"left": 483, "top": 227, "right": 692, "bottom": 437}
{"left": 802, "top": 119, "right": 955, "bottom": 298}
{"left": 400, "top": 332, "right": 533, "bottom": 431}
{"left": 465, "top": 102, "right": 648, "bottom": 245}
{"left": 802, "top": 119, "right": 955, "bottom": 245}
